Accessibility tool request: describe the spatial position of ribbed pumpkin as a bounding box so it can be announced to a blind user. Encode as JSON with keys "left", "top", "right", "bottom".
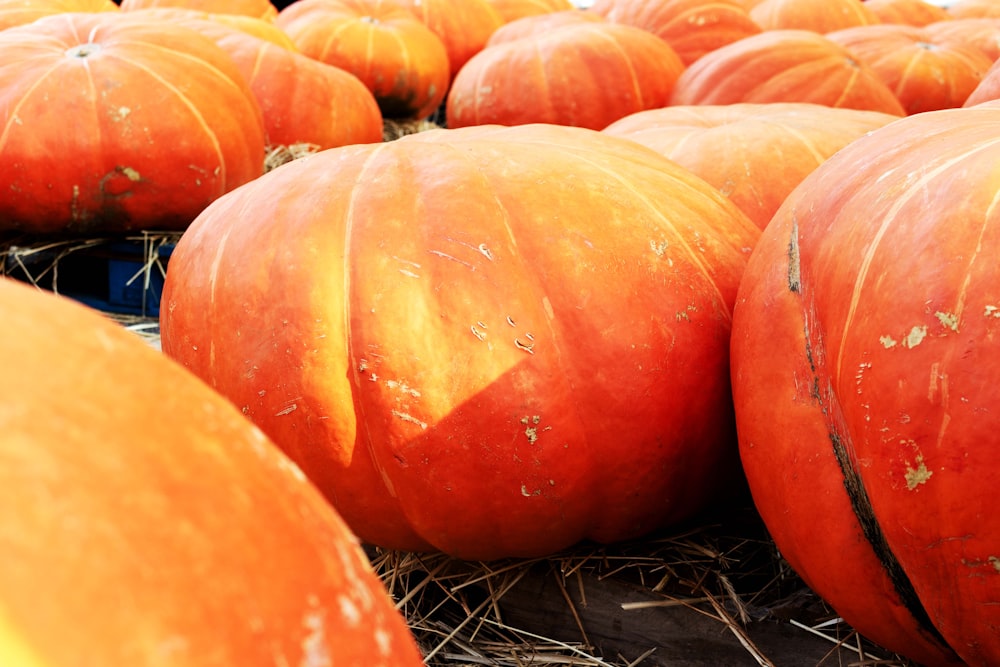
{"left": 925, "top": 17, "right": 1000, "bottom": 62}
{"left": 749, "top": 0, "right": 879, "bottom": 32}
{"left": 731, "top": 104, "right": 1000, "bottom": 667}
{"left": 482, "top": 0, "right": 574, "bottom": 23}
{"left": 863, "top": 0, "right": 949, "bottom": 27}
{"left": 0, "top": 12, "right": 266, "bottom": 234}
{"left": 947, "top": 0, "right": 1000, "bottom": 20}
{"left": 485, "top": 8, "right": 604, "bottom": 45}
{"left": 0, "top": 0, "right": 118, "bottom": 31}
{"left": 277, "top": 0, "right": 449, "bottom": 120}
{"left": 119, "top": 0, "right": 278, "bottom": 19}
{"left": 670, "top": 29, "right": 907, "bottom": 114}
{"left": 827, "top": 23, "right": 993, "bottom": 114}
{"left": 141, "top": 12, "right": 384, "bottom": 151}
{"left": 447, "top": 22, "right": 686, "bottom": 130}
{"left": 159, "top": 123, "right": 761, "bottom": 561}
{"left": 603, "top": 103, "right": 900, "bottom": 230}
{"left": 964, "top": 55, "right": 1000, "bottom": 105}
{"left": 589, "top": 0, "right": 763, "bottom": 66}
{"left": 389, "top": 0, "right": 504, "bottom": 80}
{"left": 0, "top": 277, "right": 425, "bottom": 667}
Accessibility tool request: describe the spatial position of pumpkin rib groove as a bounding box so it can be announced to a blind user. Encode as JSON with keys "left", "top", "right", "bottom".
{"left": 561, "top": 146, "right": 735, "bottom": 323}
{"left": 836, "top": 138, "right": 1000, "bottom": 383}
{"left": 108, "top": 52, "right": 229, "bottom": 186}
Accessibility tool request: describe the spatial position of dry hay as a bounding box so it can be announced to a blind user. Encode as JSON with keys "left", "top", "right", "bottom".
{"left": 371, "top": 505, "right": 916, "bottom": 667}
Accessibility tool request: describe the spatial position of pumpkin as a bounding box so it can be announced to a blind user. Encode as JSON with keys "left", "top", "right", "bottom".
{"left": 389, "top": 0, "right": 504, "bottom": 80}
{"left": 159, "top": 123, "right": 761, "bottom": 561}
{"left": 669, "top": 29, "right": 907, "bottom": 115}
{"left": 827, "top": 23, "right": 993, "bottom": 114}
{"left": 128, "top": 7, "right": 300, "bottom": 46}
{"left": 485, "top": 8, "right": 604, "bottom": 46}
{"left": 589, "top": 0, "right": 763, "bottom": 66}
{"left": 0, "top": 12, "right": 266, "bottom": 234}
{"left": 963, "top": 55, "right": 1000, "bottom": 105}
{"left": 277, "top": 0, "right": 450, "bottom": 120}
{"left": 749, "top": 0, "right": 879, "bottom": 32}
{"left": 730, "top": 104, "right": 1000, "bottom": 667}
{"left": 603, "top": 103, "right": 900, "bottom": 230}
{"left": 119, "top": 0, "right": 278, "bottom": 19}
{"left": 925, "top": 17, "right": 1000, "bottom": 62}
{"left": 0, "top": 0, "right": 118, "bottom": 31}
{"left": 863, "top": 0, "right": 949, "bottom": 27}
{"left": 447, "top": 22, "right": 685, "bottom": 130}
{"left": 137, "top": 11, "right": 384, "bottom": 151}
{"left": 482, "top": 0, "right": 575, "bottom": 23}
{"left": 947, "top": 0, "right": 1000, "bottom": 20}
{"left": 0, "top": 277, "right": 425, "bottom": 666}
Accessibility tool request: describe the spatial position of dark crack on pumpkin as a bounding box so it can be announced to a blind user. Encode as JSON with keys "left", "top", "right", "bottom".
{"left": 787, "top": 217, "right": 801, "bottom": 293}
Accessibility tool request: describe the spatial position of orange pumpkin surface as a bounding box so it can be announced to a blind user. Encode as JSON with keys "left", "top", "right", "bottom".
{"left": 670, "top": 29, "right": 907, "bottom": 114}
{"left": 863, "top": 0, "right": 949, "bottom": 26}
{"left": 389, "top": 0, "right": 504, "bottom": 79}
{"left": 482, "top": 0, "right": 574, "bottom": 23}
{"left": 925, "top": 17, "right": 1000, "bottom": 62}
{"left": 0, "top": 277, "right": 425, "bottom": 667}
{"left": 590, "top": 0, "right": 763, "bottom": 66}
{"left": 277, "top": 0, "right": 449, "bottom": 120}
{"left": 603, "top": 103, "right": 900, "bottom": 229}
{"left": 120, "top": 0, "right": 278, "bottom": 19}
{"left": 750, "top": 0, "right": 879, "bottom": 32}
{"left": 485, "top": 7, "right": 603, "bottom": 46}
{"left": 0, "top": 0, "right": 118, "bottom": 31}
{"left": 159, "top": 124, "right": 761, "bottom": 561}
{"left": 827, "top": 23, "right": 993, "bottom": 114}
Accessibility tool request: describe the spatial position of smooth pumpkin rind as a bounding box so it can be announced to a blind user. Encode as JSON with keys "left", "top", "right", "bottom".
{"left": 0, "top": 277, "right": 424, "bottom": 667}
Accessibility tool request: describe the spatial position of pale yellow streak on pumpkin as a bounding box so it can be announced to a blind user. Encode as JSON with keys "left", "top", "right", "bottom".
{"left": 831, "top": 58, "right": 863, "bottom": 109}
{"left": 340, "top": 142, "right": 391, "bottom": 462}
{"left": 0, "top": 607, "right": 45, "bottom": 667}
{"left": 0, "top": 59, "right": 63, "bottom": 155}
{"left": 836, "top": 138, "right": 1000, "bottom": 384}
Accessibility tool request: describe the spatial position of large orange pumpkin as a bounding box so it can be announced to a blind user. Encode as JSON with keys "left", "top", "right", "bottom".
{"left": 447, "top": 22, "right": 685, "bottom": 130}
{"left": 482, "top": 0, "right": 574, "bottom": 23}
{"left": 0, "top": 0, "right": 118, "bottom": 31}
{"left": 277, "top": 0, "right": 449, "bottom": 120}
{"left": 749, "top": 0, "right": 879, "bottom": 32}
{"left": 863, "top": 0, "right": 949, "bottom": 27}
{"left": 925, "top": 17, "right": 1000, "bottom": 62}
{"left": 0, "top": 12, "right": 266, "bottom": 234}
{"left": 485, "top": 8, "right": 604, "bottom": 45}
{"left": 389, "top": 0, "right": 504, "bottom": 80}
{"left": 827, "top": 23, "right": 993, "bottom": 114}
{"left": 603, "top": 103, "right": 900, "bottom": 230}
{"left": 119, "top": 0, "right": 278, "bottom": 20}
{"left": 731, "top": 104, "right": 1000, "bottom": 667}
{"left": 145, "top": 12, "right": 385, "bottom": 151}
{"left": 589, "top": 0, "right": 763, "bottom": 66}
{"left": 0, "top": 277, "right": 425, "bottom": 666}
{"left": 159, "top": 123, "right": 761, "bottom": 561}
{"left": 669, "top": 29, "right": 907, "bottom": 115}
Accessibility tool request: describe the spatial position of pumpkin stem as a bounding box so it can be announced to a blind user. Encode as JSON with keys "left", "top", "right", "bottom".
{"left": 65, "top": 43, "right": 102, "bottom": 59}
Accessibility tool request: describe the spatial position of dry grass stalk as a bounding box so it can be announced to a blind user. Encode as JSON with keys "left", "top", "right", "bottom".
{"left": 370, "top": 506, "right": 915, "bottom": 667}
{"left": 264, "top": 142, "right": 321, "bottom": 172}
{"left": 383, "top": 118, "right": 444, "bottom": 141}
